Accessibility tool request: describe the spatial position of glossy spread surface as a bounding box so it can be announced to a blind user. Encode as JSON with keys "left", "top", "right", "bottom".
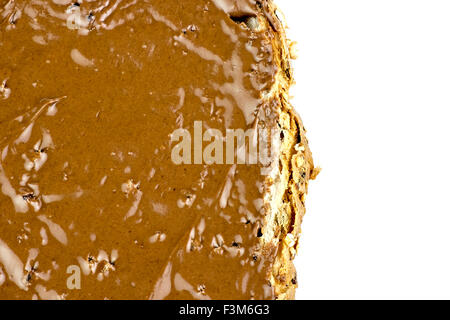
{"left": 0, "top": 0, "right": 281, "bottom": 300}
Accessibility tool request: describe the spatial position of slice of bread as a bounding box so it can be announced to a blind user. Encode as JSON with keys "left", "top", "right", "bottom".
{"left": 0, "top": 0, "right": 315, "bottom": 300}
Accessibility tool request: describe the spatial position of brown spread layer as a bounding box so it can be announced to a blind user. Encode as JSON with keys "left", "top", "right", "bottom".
{"left": 0, "top": 0, "right": 307, "bottom": 300}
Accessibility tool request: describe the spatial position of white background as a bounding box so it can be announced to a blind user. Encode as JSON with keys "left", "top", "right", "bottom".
{"left": 278, "top": 0, "right": 450, "bottom": 299}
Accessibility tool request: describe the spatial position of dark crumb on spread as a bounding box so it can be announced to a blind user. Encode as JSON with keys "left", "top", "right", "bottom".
{"left": 22, "top": 193, "right": 36, "bottom": 201}
{"left": 257, "top": 228, "right": 263, "bottom": 238}
{"left": 229, "top": 14, "right": 254, "bottom": 24}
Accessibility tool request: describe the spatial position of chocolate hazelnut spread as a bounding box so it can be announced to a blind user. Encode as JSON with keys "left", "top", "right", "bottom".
{"left": 0, "top": 0, "right": 305, "bottom": 300}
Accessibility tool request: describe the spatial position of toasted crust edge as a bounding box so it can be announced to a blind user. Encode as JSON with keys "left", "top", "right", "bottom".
{"left": 255, "top": 0, "right": 317, "bottom": 300}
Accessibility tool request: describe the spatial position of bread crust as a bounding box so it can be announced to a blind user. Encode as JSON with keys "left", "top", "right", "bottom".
{"left": 256, "top": 0, "right": 316, "bottom": 300}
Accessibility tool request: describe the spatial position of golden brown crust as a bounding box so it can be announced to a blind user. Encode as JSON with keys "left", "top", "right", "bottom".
{"left": 256, "top": 0, "right": 316, "bottom": 300}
